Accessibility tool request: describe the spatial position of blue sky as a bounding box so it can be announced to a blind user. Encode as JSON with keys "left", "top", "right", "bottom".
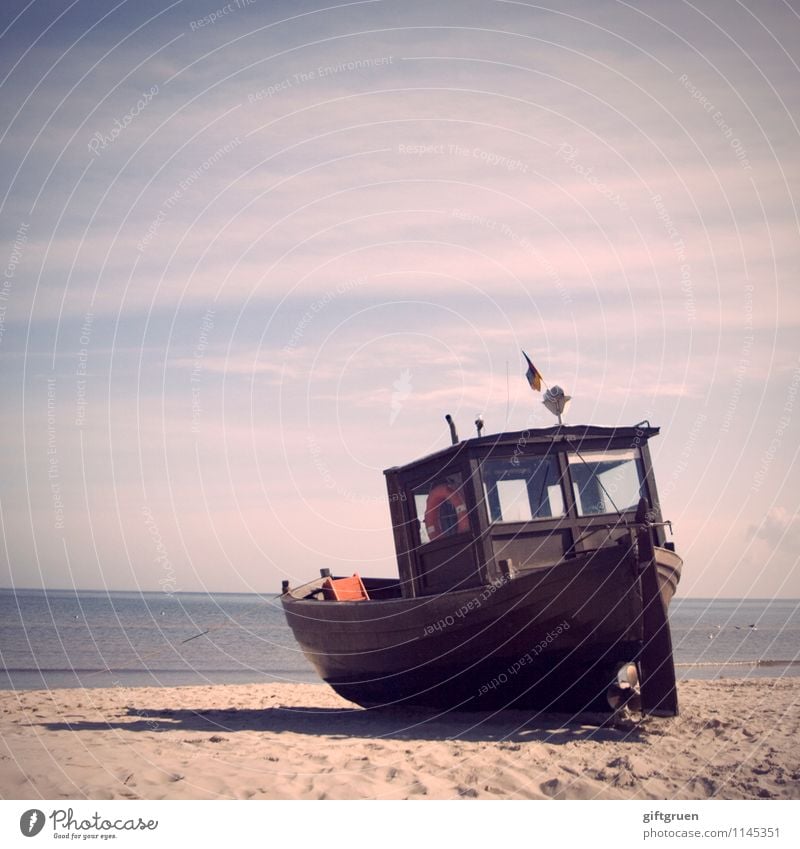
{"left": 1, "top": 0, "right": 798, "bottom": 597}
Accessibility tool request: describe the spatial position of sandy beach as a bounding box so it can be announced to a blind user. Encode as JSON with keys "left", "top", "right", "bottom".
{"left": 1, "top": 678, "right": 797, "bottom": 800}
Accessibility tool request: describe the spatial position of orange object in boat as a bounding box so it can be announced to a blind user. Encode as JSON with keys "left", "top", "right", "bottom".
{"left": 321, "top": 574, "right": 369, "bottom": 601}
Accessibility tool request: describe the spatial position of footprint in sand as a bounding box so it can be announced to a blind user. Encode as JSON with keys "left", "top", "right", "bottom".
{"left": 482, "top": 784, "right": 507, "bottom": 795}
{"left": 407, "top": 779, "right": 428, "bottom": 797}
{"left": 540, "top": 778, "right": 563, "bottom": 798}
{"left": 690, "top": 776, "right": 717, "bottom": 797}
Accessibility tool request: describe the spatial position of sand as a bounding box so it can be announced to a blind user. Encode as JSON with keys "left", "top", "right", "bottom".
{"left": 0, "top": 678, "right": 798, "bottom": 800}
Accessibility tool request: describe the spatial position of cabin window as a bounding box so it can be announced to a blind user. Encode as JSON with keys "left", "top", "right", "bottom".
{"left": 412, "top": 473, "right": 469, "bottom": 544}
{"left": 568, "top": 449, "right": 644, "bottom": 516}
{"left": 482, "top": 455, "right": 565, "bottom": 523}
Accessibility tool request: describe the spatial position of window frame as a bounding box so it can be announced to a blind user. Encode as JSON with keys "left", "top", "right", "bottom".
{"left": 566, "top": 447, "right": 647, "bottom": 517}
{"left": 480, "top": 452, "right": 567, "bottom": 526}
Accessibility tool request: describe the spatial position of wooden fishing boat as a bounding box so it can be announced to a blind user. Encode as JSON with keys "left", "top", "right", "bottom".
{"left": 281, "top": 419, "right": 682, "bottom": 716}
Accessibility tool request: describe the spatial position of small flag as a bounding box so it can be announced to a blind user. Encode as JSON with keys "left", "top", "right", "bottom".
{"left": 522, "top": 350, "right": 542, "bottom": 392}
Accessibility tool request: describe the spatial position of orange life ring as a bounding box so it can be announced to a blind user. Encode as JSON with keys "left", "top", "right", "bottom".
{"left": 424, "top": 484, "right": 470, "bottom": 541}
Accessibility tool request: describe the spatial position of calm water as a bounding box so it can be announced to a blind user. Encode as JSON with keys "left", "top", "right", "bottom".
{"left": 670, "top": 596, "right": 800, "bottom": 680}
{"left": 0, "top": 589, "right": 798, "bottom": 690}
{"left": 0, "top": 588, "right": 320, "bottom": 690}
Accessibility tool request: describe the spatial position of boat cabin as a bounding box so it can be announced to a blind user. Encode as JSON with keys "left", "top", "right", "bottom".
{"left": 383, "top": 423, "right": 668, "bottom": 598}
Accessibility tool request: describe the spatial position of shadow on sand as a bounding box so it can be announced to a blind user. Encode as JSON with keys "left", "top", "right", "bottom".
{"left": 42, "top": 704, "right": 652, "bottom": 744}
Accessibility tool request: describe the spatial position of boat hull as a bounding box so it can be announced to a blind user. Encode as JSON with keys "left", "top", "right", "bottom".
{"left": 282, "top": 544, "right": 680, "bottom": 713}
{"left": 655, "top": 546, "right": 682, "bottom": 608}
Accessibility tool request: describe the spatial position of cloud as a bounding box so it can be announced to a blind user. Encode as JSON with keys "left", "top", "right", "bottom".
{"left": 3, "top": 0, "right": 799, "bottom": 595}
{"left": 748, "top": 507, "right": 800, "bottom": 551}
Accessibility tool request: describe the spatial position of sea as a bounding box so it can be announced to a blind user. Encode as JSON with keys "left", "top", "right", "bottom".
{"left": 1, "top": 588, "right": 798, "bottom": 690}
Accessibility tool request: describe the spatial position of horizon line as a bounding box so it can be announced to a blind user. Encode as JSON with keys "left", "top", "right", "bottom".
{"left": 1, "top": 586, "right": 797, "bottom": 602}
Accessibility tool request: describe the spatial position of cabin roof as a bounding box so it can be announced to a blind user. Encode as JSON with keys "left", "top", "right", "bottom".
{"left": 383, "top": 422, "right": 659, "bottom": 476}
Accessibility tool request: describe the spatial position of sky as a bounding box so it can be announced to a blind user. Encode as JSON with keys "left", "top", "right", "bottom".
{"left": 0, "top": 0, "right": 798, "bottom": 598}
